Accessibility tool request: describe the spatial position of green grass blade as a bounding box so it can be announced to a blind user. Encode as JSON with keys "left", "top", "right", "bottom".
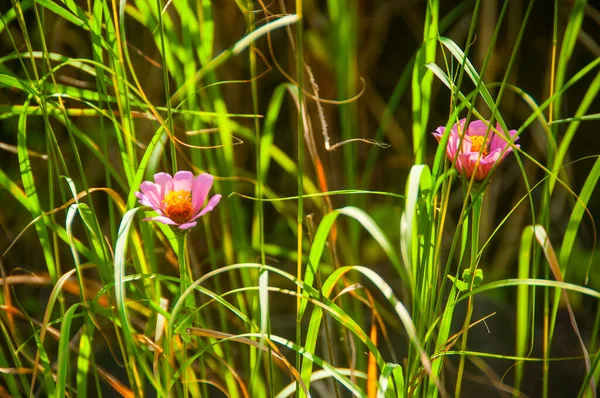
{"left": 55, "top": 304, "right": 79, "bottom": 398}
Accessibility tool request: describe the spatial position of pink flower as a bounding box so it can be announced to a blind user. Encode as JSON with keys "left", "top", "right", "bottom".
{"left": 135, "top": 171, "right": 221, "bottom": 230}
{"left": 432, "top": 118, "right": 519, "bottom": 181}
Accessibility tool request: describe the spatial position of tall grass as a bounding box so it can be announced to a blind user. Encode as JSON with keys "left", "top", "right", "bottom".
{"left": 0, "top": 0, "right": 599, "bottom": 397}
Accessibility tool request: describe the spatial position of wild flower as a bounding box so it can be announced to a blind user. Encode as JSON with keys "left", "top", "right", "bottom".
{"left": 135, "top": 171, "right": 221, "bottom": 230}
{"left": 432, "top": 118, "right": 520, "bottom": 181}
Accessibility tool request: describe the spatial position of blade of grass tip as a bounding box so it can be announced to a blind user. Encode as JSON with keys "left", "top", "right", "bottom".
{"left": 514, "top": 226, "right": 535, "bottom": 395}
{"left": 55, "top": 304, "right": 79, "bottom": 398}
{"left": 377, "top": 363, "right": 405, "bottom": 398}
{"left": 62, "top": 177, "right": 106, "bottom": 281}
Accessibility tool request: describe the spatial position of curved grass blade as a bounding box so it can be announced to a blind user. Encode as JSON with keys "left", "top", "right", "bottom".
{"left": 55, "top": 304, "right": 79, "bottom": 398}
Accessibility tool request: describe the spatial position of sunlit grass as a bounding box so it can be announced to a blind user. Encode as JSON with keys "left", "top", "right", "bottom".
{"left": 0, "top": 0, "right": 599, "bottom": 397}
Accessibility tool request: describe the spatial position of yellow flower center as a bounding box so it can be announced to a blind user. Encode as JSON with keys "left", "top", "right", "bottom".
{"left": 470, "top": 136, "right": 489, "bottom": 156}
{"left": 163, "top": 190, "right": 193, "bottom": 224}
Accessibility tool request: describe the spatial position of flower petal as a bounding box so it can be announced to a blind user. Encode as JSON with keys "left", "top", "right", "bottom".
{"left": 178, "top": 222, "right": 197, "bottom": 230}
{"left": 459, "top": 134, "right": 473, "bottom": 154}
{"left": 467, "top": 120, "right": 489, "bottom": 137}
{"left": 190, "top": 194, "right": 221, "bottom": 222}
{"left": 191, "top": 173, "right": 214, "bottom": 213}
{"left": 139, "top": 181, "right": 163, "bottom": 211}
{"left": 154, "top": 172, "right": 174, "bottom": 198}
{"left": 432, "top": 126, "right": 445, "bottom": 142}
{"left": 451, "top": 118, "right": 467, "bottom": 136}
{"left": 457, "top": 153, "right": 476, "bottom": 180}
{"left": 135, "top": 192, "right": 164, "bottom": 214}
{"left": 173, "top": 171, "right": 194, "bottom": 192}
{"left": 135, "top": 191, "right": 151, "bottom": 206}
{"left": 143, "top": 215, "right": 178, "bottom": 226}
{"left": 457, "top": 152, "right": 490, "bottom": 181}
{"left": 490, "top": 125, "right": 519, "bottom": 152}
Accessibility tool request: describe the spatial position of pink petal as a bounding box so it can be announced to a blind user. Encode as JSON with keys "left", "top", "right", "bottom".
{"left": 484, "top": 147, "right": 504, "bottom": 164}
{"left": 462, "top": 152, "right": 499, "bottom": 181}
{"left": 143, "top": 216, "right": 178, "bottom": 226}
{"left": 457, "top": 153, "right": 475, "bottom": 180}
{"left": 190, "top": 194, "right": 221, "bottom": 222}
{"left": 139, "top": 181, "right": 163, "bottom": 211}
{"left": 459, "top": 134, "right": 473, "bottom": 154}
{"left": 178, "top": 222, "right": 197, "bottom": 230}
{"left": 432, "top": 126, "right": 445, "bottom": 142}
{"left": 467, "top": 120, "right": 489, "bottom": 137}
{"left": 447, "top": 128, "right": 463, "bottom": 161}
{"left": 135, "top": 191, "right": 152, "bottom": 206}
{"left": 135, "top": 192, "right": 164, "bottom": 215}
{"left": 191, "top": 173, "right": 214, "bottom": 213}
{"left": 490, "top": 125, "right": 520, "bottom": 152}
{"left": 474, "top": 163, "right": 492, "bottom": 181}
{"left": 490, "top": 126, "right": 508, "bottom": 151}
{"left": 154, "top": 172, "right": 174, "bottom": 198}
{"left": 173, "top": 171, "right": 194, "bottom": 192}
{"left": 451, "top": 118, "right": 466, "bottom": 135}
{"left": 454, "top": 156, "right": 463, "bottom": 174}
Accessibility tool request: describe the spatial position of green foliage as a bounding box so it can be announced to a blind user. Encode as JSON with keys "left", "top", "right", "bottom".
{"left": 0, "top": 0, "right": 599, "bottom": 397}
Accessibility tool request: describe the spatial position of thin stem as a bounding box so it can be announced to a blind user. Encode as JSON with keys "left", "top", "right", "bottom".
{"left": 178, "top": 234, "right": 191, "bottom": 295}
{"left": 295, "top": 1, "right": 304, "bottom": 396}
{"left": 455, "top": 190, "right": 484, "bottom": 397}
{"left": 177, "top": 233, "right": 190, "bottom": 397}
